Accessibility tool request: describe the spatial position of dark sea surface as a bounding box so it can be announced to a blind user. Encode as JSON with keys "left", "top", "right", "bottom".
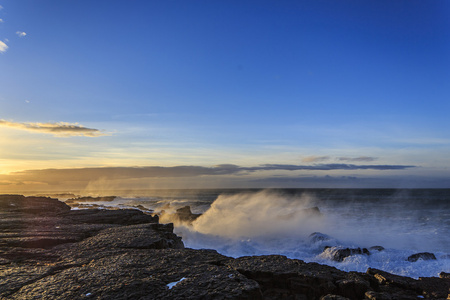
{"left": 58, "top": 188, "right": 450, "bottom": 278}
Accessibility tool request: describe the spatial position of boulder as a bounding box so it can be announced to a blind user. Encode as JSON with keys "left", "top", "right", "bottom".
{"left": 309, "top": 232, "right": 332, "bottom": 243}
{"left": 323, "top": 247, "right": 370, "bottom": 262}
{"left": 406, "top": 252, "right": 436, "bottom": 262}
{"left": 369, "top": 246, "right": 385, "bottom": 252}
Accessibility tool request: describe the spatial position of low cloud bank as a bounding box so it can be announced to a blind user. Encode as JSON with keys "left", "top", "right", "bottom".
{"left": 0, "top": 163, "right": 417, "bottom": 187}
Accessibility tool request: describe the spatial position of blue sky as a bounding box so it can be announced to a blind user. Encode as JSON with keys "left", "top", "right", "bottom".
{"left": 1, "top": 0, "right": 449, "bottom": 191}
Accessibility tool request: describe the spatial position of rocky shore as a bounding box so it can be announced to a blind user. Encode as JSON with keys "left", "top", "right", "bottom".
{"left": 0, "top": 195, "right": 449, "bottom": 300}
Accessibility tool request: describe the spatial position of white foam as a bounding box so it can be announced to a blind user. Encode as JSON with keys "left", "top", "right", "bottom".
{"left": 167, "top": 277, "right": 187, "bottom": 289}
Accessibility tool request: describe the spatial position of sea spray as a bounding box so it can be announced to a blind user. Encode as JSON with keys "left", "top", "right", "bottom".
{"left": 62, "top": 188, "right": 450, "bottom": 278}
{"left": 191, "top": 190, "right": 324, "bottom": 238}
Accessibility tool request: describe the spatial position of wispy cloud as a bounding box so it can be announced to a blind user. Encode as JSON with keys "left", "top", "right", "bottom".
{"left": 302, "top": 156, "right": 330, "bottom": 163}
{"left": 0, "top": 41, "right": 8, "bottom": 53}
{"left": 16, "top": 31, "right": 27, "bottom": 37}
{"left": 337, "top": 156, "right": 377, "bottom": 162}
{"left": 0, "top": 119, "right": 107, "bottom": 137}
{"left": 0, "top": 18, "right": 4, "bottom": 23}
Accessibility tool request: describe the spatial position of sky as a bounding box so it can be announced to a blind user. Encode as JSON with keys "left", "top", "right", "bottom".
{"left": 0, "top": 0, "right": 449, "bottom": 192}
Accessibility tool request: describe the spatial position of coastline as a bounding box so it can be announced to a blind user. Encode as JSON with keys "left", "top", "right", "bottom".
{"left": 1, "top": 195, "right": 449, "bottom": 300}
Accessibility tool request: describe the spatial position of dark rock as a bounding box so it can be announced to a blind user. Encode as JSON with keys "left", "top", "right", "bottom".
{"left": 8, "top": 249, "right": 262, "bottom": 300}
{"left": 0, "top": 195, "right": 70, "bottom": 214}
{"left": 440, "top": 271, "right": 450, "bottom": 279}
{"left": 418, "top": 276, "right": 450, "bottom": 299}
{"left": 62, "top": 208, "right": 159, "bottom": 225}
{"left": 323, "top": 247, "right": 370, "bottom": 262}
{"left": 367, "top": 268, "right": 419, "bottom": 290}
{"left": 336, "top": 273, "right": 371, "bottom": 299}
{"left": 65, "top": 196, "right": 117, "bottom": 204}
{"left": 364, "top": 291, "right": 393, "bottom": 300}
{"left": 226, "top": 255, "right": 348, "bottom": 299}
{"left": 309, "top": 232, "right": 332, "bottom": 243}
{"left": 320, "top": 295, "right": 350, "bottom": 300}
{"left": 406, "top": 252, "right": 437, "bottom": 262}
{"left": 175, "top": 205, "right": 202, "bottom": 223}
{"left": 70, "top": 223, "right": 184, "bottom": 251}
{"left": 369, "top": 246, "right": 385, "bottom": 252}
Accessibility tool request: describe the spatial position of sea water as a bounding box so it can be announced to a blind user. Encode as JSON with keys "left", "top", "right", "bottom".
{"left": 62, "top": 188, "right": 450, "bottom": 279}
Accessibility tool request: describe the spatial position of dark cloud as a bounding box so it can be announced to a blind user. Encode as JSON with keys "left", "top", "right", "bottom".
{"left": 0, "top": 120, "right": 106, "bottom": 137}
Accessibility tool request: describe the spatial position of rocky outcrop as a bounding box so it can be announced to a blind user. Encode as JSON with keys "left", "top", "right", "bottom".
{"left": 0, "top": 194, "right": 71, "bottom": 214}
{"left": 65, "top": 196, "right": 117, "bottom": 204}
{"left": 174, "top": 205, "right": 202, "bottom": 223}
{"left": 407, "top": 252, "right": 437, "bottom": 262}
{"left": 1, "top": 195, "right": 449, "bottom": 300}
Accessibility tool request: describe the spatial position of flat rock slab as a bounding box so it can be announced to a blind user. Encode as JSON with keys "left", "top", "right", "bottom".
{"left": 8, "top": 249, "right": 262, "bottom": 300}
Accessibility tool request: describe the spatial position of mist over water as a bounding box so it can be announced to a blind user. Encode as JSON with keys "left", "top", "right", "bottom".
{"left": 63, "top": 188, "right": 450, "bottom": 278}
{"left": 191, "top": 191, "right": 324, "bottom": 237}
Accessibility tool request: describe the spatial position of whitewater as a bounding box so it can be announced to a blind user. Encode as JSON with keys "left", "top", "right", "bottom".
{"left": 62, "top": 188, "right": 450, "bottom": 279}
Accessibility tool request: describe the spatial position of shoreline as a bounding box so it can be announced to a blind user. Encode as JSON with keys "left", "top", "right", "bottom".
{"left": 0, "top": 195, "right": 449, "bottom": 299}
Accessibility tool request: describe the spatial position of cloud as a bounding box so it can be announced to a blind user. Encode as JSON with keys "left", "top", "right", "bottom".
{"left": 0, "top": 41, "right": 8, "bottom": 53}
{"left": 0, "top": 18, "right": 4, "bottom": 23}
{"left": 337, "top": 156, "right": 377, "bottom": 162}
{"left": 16, "top": 31, "right": 27, "bottom": 37}
{"left": 1, "top": 163, "right": 418, "bottom": 187}
{"left": 301, "top": 156, "right": 330, "bottom": 163}
{"left": 0, "top": 119, "right": 107, "bottom": 137}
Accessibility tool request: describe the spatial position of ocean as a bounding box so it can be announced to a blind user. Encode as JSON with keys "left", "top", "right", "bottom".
{"left": 59, "top": 188, "right": 450, "bottom": 279}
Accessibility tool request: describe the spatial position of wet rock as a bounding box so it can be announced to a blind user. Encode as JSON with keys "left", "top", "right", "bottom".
{"left": 369, "top": 246, "right": 385, "bottom": 252}
{"left": 323, "top": 247, "right": 370, "bottom": 262}
{"left": 440, "top": 271, "right": 450, "bottom": 279}
{"left": 406, "top": 252, "right": 436, "bottom": 262}
{"left": 175, "top": 205, "right": 202, "bottom": 223}
{"left": 309, "top": 232, "right": 332, "bottom": 243}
